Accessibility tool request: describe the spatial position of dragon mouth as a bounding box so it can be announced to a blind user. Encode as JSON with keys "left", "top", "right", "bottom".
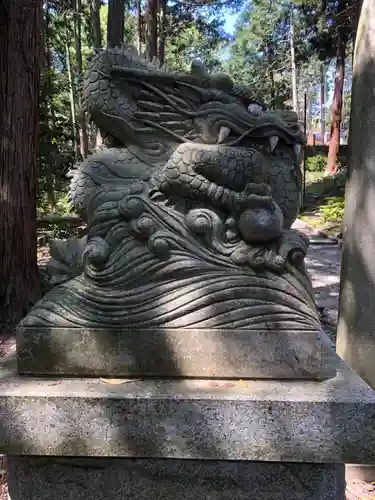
{"left": 216, "top": 126, "right": 304, "bottom": 159}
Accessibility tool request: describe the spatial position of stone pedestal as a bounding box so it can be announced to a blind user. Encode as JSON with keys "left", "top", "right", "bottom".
{"left": 1, "top": 339, "right": 375, "bottom": 499}
{"left": 7, "top": 457, "right": 345, "bottom": 500}
{"left": 16, "top": 326, "right": 335, "bottom": 379}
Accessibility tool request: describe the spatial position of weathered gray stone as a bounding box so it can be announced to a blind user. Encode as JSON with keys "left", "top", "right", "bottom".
{"left": 1, "top": 346, "right": 375, "bottom": 463}
{"left": 17, "top": 327, "right": 334, "bottom": 379}
{"left": 337, "top": 1, "right": 375, "bottom": 392}
{"left": 20, "top": 45, "right": 321, "bottom": 351}
{"left": 6, "top": 456, "right": 346, "bottom": 500}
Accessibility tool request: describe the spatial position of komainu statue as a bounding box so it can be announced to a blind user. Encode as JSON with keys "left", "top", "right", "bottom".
{"left": 22, "top": 45, "right": 320, "bottom": 334}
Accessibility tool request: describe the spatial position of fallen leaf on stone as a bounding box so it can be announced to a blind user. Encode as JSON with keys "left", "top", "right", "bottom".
{"left": 207, "top": 381, "right": 239, "bottom": 388}
{"left": 100, "top": 378, "right": 142, "bottom": 384}
{"left": 239, "top": 379, "right": 248, "bottom": 387}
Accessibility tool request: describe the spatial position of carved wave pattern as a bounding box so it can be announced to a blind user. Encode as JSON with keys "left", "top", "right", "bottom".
{"left": 22, "top": 184, "right": 320, "bottom": 330}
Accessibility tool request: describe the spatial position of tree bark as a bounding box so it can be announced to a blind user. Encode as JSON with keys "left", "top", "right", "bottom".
{"left": 0, "top": 0, "right": 42, "bottom": 332}
{"left": 290, "top": 7, "right": 298, "bottom": 114}
{"left": 320, "top": 63, "right": 326, "bottom": 143}
{"left": 44, "top": 1, "right": 57, "bottom": 210}
{"left": 91, "top": 0, "right": 102, "bottom": 50}
{"left": 74, "top": 0, "right": 89, "bottom": 158}
{"left": 158, "top": 0, "right": 166, "bottom": 66}
{"left": 107, "top": 0, "right": 125, "bottom": 48}
{"left": 327, "top": 33, "right": 346, "bottom": 174}
{"left": 91, "top": 0, "right": 103, "bottom": 149}
{"left": 266, "top": 43, "right": 276, "bottom": 110}
{"left": 66, "top": 40, "right": 80, "bottom": 161}
{"left": 136, "top": 0, "right": 143, "bottom": 54}
{"left": 146, "top": 0, "right": 158, "bottom": 60}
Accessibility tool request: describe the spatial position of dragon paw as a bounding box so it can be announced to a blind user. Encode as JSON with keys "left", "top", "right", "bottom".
{"left": 235, "top": 183, "right": 273, "bottom": 211}
{"left": 231, "top": 228, "right": 310, "bottom": 272}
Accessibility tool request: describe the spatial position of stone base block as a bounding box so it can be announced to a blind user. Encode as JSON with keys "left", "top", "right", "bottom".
{"left": 6, "top": 456, "right": 346, "bottom": 500}
{"left": 16, "top": 326, "right": 335, "bottom": 380}
{"left": 1, "top": 342, "right": 375, "bottom": 463}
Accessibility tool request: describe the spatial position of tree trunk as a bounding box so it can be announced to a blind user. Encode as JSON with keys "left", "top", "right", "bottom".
{"left": 267, "top": 44, "right": 276, "bottom": 109}
{"left": 327, "top": 33, "right": 346, "bottom": 174}
{"left": 66, "top": 40, "right": 80, "bottom": 161}
{"left": 136, "top": 0, "right": 143, "bottom": 54}
{"left": 320, "top": 63, "right": 326, "bottom": 143}
{"left": 91, "top": 0, "right": 103, "bottom": 149}
{"left": 290, "top": 7, "right": 298, "bottom": 114}
{"left": 44, "top": 1, "right": 57, "bottom": 210}
{"left": 74, "top": 0, "right": 89, "bottom": 158}
{"left": 0, "top": 0, "right": 42, "bottom": 332}
{"left": 158, "top": 0, "right": 166, "bottom": 66}
{"left": 307, "top": 93, "right": 312, "bottom": 135}
{"left": 91, "top": 0, "right": 102, "bottom": 50}
{"left": 146, "top": 0, "right": 158, "bottom": 61}
{"left": 107, "top": 0, "right": 125, "bottom": 48}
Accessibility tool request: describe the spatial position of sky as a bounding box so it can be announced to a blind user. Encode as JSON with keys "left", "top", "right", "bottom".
{"left": 224, "top": 13, "right": 239, "bottom": 35}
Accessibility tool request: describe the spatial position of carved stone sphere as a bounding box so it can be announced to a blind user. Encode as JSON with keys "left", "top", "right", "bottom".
{"left": 237, "top": 204, "right": 283, "bottom": 244}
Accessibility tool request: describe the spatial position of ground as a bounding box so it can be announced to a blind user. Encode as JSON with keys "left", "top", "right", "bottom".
{"left": 0, "top": 222, "right": 373, "bottom": 499}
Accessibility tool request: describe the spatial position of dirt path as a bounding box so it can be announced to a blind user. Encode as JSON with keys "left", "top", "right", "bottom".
{"left": 306, "top": 244, "right": 341, "bottom": 343}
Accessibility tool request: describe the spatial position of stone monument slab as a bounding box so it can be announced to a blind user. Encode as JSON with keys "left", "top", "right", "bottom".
{"left": 1, "top": 346, "right": 375, "bottom": 463}
{"left": 16, "top": 327, "right": 334, "bottom": 379}
{"left": 6, "top": 457, "right": 345, "bottom": 500}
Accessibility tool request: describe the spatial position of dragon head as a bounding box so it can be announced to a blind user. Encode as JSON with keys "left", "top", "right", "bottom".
{"left": 83, "top": 45, "right": 305, "bottom": 163}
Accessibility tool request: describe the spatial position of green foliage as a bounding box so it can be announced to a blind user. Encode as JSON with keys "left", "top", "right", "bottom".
{"left": 37, "top": 192, "right": 72, "bottom": 217}
{"left": 320, "top": 197, "right": 345, "bottom": 223}
{"left": 300, "top": 0, "right": 353, "bottom": 62}
{"left": 38, "top": 7, "right": 77, "bottom": 214}
{"left": 224, "top": 0, "right": 292, "bottom": 108}
{"left": 38, "top": 73, "right": 76, "bottom": 212}
{"left": 303, "top": 169, "right": 347, "bottom": 211}
{"left": 224, "top": 0, "right": 321, "bottom": 109}
{"left": 165, "top": 24, "right": 226, "bottom": 72}
{"left": 306, "top": 155, "right": 327, "bottom": 172}
{"left": 160, "top": 1, "right": 233, "bottom": 72}
{"left": 36, "top": 0, "right": 355, "bottom": 228}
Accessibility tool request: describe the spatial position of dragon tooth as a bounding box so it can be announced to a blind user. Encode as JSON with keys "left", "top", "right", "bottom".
{"left": 217, "top": 126, "right": 231, "bottom": 144}
{"left": 293, "top": 143, "right": 302, "bottom": 157}
{"left": 268, "top": 136, "right": 279, "bottom": 152}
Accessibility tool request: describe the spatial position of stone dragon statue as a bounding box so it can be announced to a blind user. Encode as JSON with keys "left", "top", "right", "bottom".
{"left": 21, "top": 45, "right": 321, "bottom": 332}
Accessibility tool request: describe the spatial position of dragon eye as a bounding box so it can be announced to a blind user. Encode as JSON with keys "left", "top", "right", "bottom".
{"left": 248, "top": 103, "right": 263, "bottom": 116}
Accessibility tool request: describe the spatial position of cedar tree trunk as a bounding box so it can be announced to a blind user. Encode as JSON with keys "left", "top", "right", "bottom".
{"left": 107, "top": 0, "right": 125, "bottom": 48}
{"left": 327, "top": 32, "right": 346, "bottom": 173}
{"left": 0, "top": 0, "right": 42, "bottom": 332}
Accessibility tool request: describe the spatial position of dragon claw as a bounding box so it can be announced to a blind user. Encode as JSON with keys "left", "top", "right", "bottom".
{"left": 235, "top": 183, "right": 273, "bottom": 210}
{"left": 244, "top": 229, "right": 309, "bottom": 272}
{"left": 243, "top": 182, "right": 271, "bottom": 197}
{"left": 236, "top": 184, "right": 273, "bottom": 210}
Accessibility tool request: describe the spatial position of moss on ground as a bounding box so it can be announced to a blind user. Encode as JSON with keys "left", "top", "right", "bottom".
{"left": 300, "top": 169, "right": 346, "bottom": 236}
